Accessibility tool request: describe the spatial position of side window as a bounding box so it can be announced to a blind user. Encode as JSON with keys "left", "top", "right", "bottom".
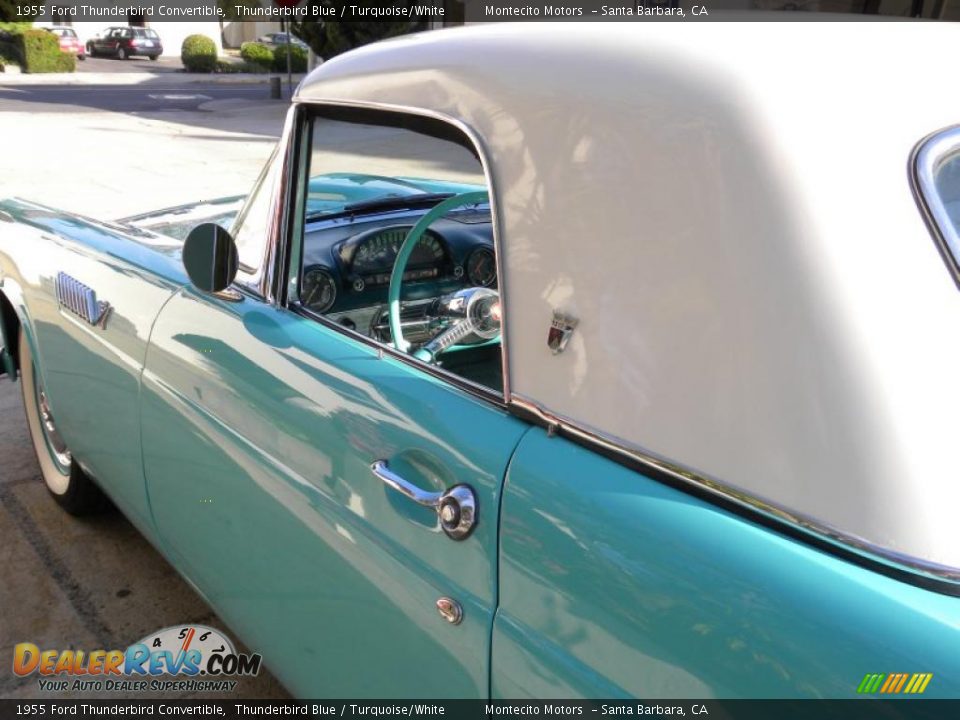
{"left": 917, "top": 128, "right": 960, "bottom": 277}
{"left": 934, "top": 151, "right": 960, "bottom": 235}
{"left": 291, "top": 109, "right": 503, "bottom": 395}
{"left": 231, "top": 147, "right": 280, "bottom": 283}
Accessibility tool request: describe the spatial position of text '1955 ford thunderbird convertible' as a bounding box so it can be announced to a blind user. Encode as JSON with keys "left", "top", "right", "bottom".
{"left": 2, "top": 22, "right": 960, "bottom": 701}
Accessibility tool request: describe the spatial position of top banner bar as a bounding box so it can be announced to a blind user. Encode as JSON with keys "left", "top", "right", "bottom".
{"left": 7, "top": 0, "right": 953, "bottom": 23}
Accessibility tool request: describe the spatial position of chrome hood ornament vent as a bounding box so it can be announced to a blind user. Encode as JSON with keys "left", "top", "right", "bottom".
{"left": 55, "top": 272, "right": 111, "bottom": 329}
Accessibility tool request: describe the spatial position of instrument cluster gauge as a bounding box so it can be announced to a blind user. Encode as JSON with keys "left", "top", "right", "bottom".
{"left": 466, "top": 247, "right": 497, "bottom": 287}
{"left": 301, "top": 266, "right": 337, "bottom": 313}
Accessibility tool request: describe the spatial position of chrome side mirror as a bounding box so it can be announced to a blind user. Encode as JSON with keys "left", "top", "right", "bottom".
{"left": 182, "top": 223, "right": 238, "bottom": 293}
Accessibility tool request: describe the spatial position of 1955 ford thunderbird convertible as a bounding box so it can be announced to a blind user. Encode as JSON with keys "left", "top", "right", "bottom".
{"left": 2, "top": 23, "right": 960, "bottom": 699}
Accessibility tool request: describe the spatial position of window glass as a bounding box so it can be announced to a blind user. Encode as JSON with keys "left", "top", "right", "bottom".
{"left": 231, "top": 148, "right": 280, "bottom": 278}
{"left": 295, "top": 111, "right": 503, "bottom": 395}
{"left": 934, "top": 151, "right": 960, "bottom": 236}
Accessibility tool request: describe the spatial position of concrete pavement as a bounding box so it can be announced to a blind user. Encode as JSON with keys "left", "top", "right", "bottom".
{"left": 0, "top": 71, "right": 306, "bottom": 86}
{"left": 0, "top": 84, "right": 289, "bottom": 217}
{"left": 0, "top": 82, "right": 291, "bottom": 699}
{"left": 0, "top": 69, "right": 306, "bottom": 86}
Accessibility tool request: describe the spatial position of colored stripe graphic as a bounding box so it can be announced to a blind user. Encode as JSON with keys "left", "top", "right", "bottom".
{"left": 858, "top": 673, "right": 932, "bottom": 694}
{"left": 880, "top": 674, "right": 897, "bottom": 693}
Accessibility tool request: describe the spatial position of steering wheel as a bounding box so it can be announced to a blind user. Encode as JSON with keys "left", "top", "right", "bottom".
{"left": 387, "top": 191, "right": 500, "bottom": 362}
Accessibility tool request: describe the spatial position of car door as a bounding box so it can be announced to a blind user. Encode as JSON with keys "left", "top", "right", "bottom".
{"left": 140, "top": 107, "right": 527, "bottom": 697}
{"left": 108, "top": 29, "right": 124, "bottom": 55}
{"left": 93, "top": 30, "right": 111, "bottom": 54}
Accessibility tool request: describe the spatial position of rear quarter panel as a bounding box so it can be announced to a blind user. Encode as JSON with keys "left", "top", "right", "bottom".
{"left": 493, "top": 428, "right": 960, "bottom": 699}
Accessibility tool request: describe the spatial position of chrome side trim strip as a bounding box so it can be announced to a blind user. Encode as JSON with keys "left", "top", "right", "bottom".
{"left": 510, "top": 394, "right": 960, "bottom": 591}
{"left": 913, "top": 125, "right": 960, "bottom": 286}
{"left": 288, "top": 97, "right": 512, "bottom": 404}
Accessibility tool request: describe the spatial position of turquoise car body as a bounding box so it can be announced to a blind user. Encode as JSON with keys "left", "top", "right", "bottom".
{"left": 3, "top": 23, "right": 960, "bottom": 702}
{"left": 2, "top": 192, "right": 958, "bottom": 699}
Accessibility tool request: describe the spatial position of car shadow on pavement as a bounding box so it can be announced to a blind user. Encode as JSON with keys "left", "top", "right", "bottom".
{"left": 0, "top": 381, "right": 291, "bottom": 700}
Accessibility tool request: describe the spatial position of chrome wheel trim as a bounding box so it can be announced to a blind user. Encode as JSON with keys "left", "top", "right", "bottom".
{"left": 19, "top": 339, "right": 72, "bottom": 494}
{"left": 37, "top": 386, "right": 72, "bottom": 470}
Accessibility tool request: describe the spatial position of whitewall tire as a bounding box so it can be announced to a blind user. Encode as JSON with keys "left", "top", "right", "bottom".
{"left": 18, "top": 328, "right": 108, "bottom": 515}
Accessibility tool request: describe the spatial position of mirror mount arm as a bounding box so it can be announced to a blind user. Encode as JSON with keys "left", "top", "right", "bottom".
{"left": 211, "top": 288, "right": 245, "bottom": 303}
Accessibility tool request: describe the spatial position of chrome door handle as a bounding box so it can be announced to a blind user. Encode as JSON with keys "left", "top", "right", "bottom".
{"left": 370, "top": 460, "right": 477, "bottom": 541}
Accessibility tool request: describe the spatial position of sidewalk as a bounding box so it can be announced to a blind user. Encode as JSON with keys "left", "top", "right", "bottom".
{"left": 0, "top": 71, "right": 307, "bottom": 86}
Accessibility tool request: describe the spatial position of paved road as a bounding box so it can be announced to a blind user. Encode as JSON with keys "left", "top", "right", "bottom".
{"left": 0, "top": 81, "right": 277, "bottom": 113}
{"left": 0, "top": 81, "right": 291, "bottom": 700}
{"left": 77, "top": 55, "right": 184, "bottom": 74}
{"left": 0, "top": 81, "right": 287, "bottom": 218}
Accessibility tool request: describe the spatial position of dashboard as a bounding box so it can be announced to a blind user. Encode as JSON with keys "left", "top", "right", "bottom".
{"left": 299, "top": 206, "right": 496, "bottom": 343}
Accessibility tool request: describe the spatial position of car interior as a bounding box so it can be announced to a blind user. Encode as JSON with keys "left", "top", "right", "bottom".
{"left": 294, "top": 110, "right": 503, "bottom": 394}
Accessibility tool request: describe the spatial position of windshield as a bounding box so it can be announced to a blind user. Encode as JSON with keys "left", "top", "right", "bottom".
{"left": 305, "top": 174, "right": 486, "bottom": 219}
{"left": 305, "top": 118, "right": 487, "bottom": 220}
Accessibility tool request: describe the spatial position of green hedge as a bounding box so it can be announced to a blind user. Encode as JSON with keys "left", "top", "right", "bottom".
{"left": 239, "top": 41, "right": 273, "bottom": 69}
{"left": 181, "top": 34, "right": 217, "bottom": 73}
{"left": 273, "top": 44, "right": 307, "bottom": 73}
{"left": 0, "top": 34, "right": 19, "bottom": 69}
{"left": 15, "top": 29, "right": 74, "bottom": 73}
{"left": 215, "top": 59, "right": 270, "bottom": 74}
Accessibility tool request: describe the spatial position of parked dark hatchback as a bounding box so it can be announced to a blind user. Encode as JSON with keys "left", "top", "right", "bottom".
{"left": 87, "top": 27, "right": 162, "bottom": 60}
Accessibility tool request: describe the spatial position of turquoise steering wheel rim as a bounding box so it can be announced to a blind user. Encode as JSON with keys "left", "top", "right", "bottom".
{"left": 388, "top": 191, "right": 489, "bottom": 353}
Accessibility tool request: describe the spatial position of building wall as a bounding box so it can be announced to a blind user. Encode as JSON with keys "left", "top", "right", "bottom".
{"left": 149, "top": 23, "right": 223, "bottom": 56}
{"left": 222, "top": 21, "right": 282, "bottom": 49}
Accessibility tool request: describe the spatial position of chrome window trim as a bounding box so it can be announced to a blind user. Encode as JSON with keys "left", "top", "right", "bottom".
{"left": 913, "top": 125, "right": 960, "bottom": 285}
{"left": 228, "top": 104, "right": 299, "bottom": 303}
{"left": 281, "top": 97, "right": 512, "bottom": 404}
{"left": 510, "top": 394, "right": 960, "bottom": 593}
{"left": 291, "top": 301, "right": 506, "bottom": 409}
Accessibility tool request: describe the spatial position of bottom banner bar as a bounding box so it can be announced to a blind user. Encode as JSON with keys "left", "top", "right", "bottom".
{"left": 1, "top": 700, "right": 957, "bottom": 720}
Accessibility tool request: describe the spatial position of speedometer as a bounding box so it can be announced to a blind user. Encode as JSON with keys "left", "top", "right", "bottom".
{"left": 301, "top": 266, "right": 337, "bottom": 313}
{"left": 351, "top": 229, "right": 446, "bottom": 275}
